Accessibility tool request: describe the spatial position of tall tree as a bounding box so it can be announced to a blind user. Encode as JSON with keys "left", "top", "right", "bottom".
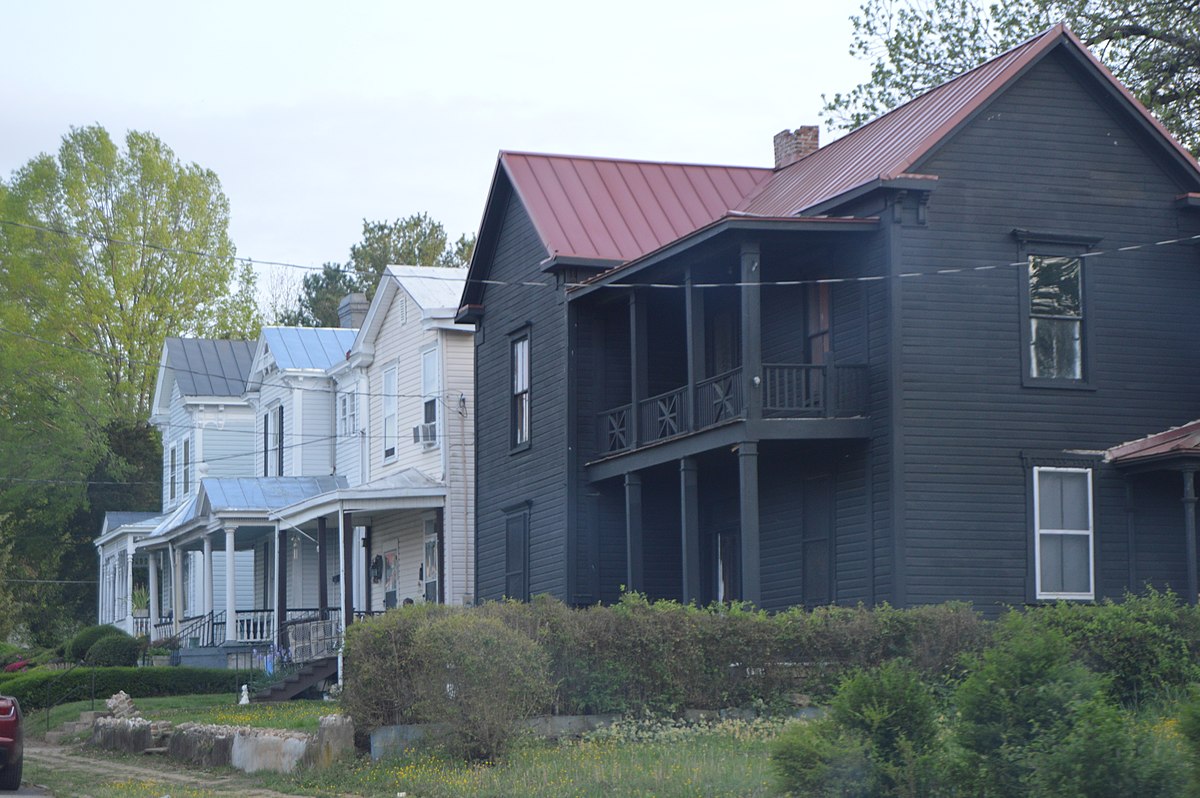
{"left": 823, "top": 0, "right": 1200, "bottom": 153}
{"left": 277, "top": 262, "right": 361, "bottom": 327}
{"left": 348, "top": 214, "right": 476, "bottom": 298}
{"left": 1, "top": 125, "right": 260, "bottom": 420}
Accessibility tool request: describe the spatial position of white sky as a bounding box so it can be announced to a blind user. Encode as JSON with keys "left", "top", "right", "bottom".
{"left": 1, "top": 0, "right": 870, "bottom": 298}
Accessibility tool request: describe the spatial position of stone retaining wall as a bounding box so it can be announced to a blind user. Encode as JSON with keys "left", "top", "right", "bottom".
{"left": 91, "top": 714, "right": 353, "bottom": 774}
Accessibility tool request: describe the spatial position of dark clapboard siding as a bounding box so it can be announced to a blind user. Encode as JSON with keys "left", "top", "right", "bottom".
{"left": 894, "top": 49, "right": 1200, "bottom": 609}
{"left": 474, "top": 193, "right": 570, "bottom": 602}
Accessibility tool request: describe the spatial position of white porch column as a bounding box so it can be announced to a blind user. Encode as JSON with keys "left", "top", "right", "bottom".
{"left": 148, "top": 552, "right": 161, "bottom": 642}
{"left": 125, "top": 539, "right": 136, "bottom": 635}
{"left": 272, "top": 522, "right": 282, "bottom": 650}
{"left": 225, "top": 527, "right": 238, "bottom": 643}
{"left": 171, "top": 545, "right": 184, "bottom": 634}
{"left": 202, "top": 535, "right": 214, "bottom": 618}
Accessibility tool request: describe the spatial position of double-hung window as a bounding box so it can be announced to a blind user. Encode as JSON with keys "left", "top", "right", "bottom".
{"left": 275, "top": 405, "right": 285, "bottom": 476}
{"left": 169, "top": 445, "right": 177, "bottom": 502}
{"left": 382, "top": 365, "right": 398, "bottom": 460}
{"left": 1028, "top": 255, "right": 1083, "bottom": 380}
{"left": 182, "top": 437, "right": 190, "bottom": 495}
{"left": 511, "top": 333, "right": 530, "bottom": 449}
{"left": 1033, "top": 466, "right": 1094, "bottom": 599}
{"left": 338, "top": 390, "right": 357, "bottom": 437}
{"left": 421, "top": 348, "right": 439, "bottom": 447}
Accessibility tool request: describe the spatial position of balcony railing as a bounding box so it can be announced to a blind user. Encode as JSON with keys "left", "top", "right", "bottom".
{"left": 596, "top": 363, "right": 868, "bottom": 456}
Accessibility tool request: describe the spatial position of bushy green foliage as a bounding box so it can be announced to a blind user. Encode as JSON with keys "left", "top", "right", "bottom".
{"left": 829, "top": 660, "right": 939, "bottom": 763}
{"left": 64, "top": 624, "right": 127, "bottom": 663}
{"left": 1031, "top": 589, "right": 1200, "bottom": 704}
{"left": 2, "top": 666, "right": 248, "bottom": 711}
{"left": 409, "top": 613, "right": 552, "bottom": 760}
{"left": 771, "top": 719, "right": 873, "bottom": 798}
{"left": 953, "top": 613, "right": 1107, "bottom": 797}
{"left": 84, "top": 634, "right": 140, "bottom": 667}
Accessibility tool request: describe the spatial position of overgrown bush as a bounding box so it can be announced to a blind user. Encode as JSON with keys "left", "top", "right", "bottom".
{"left": 771, "top": 718, "right": 873, "bottom": 798}
{"left": 409, "top": 612, "right": 552, "bottom": 760}
{"left": 84, "top": 634, "right": 140, "bottom": 667}
{"left": 2, "top": 666, "right": 249, "bottom": 711}
{"left": 829, "top": 660, "right": 939, "bottom": 764}
{"left": 65, "top": 624, "right": 127, "bottom": 663}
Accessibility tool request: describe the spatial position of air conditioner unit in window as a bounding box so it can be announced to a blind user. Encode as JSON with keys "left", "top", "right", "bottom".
{"left": 412, "top": 422, "right": 437, "bottom": 446}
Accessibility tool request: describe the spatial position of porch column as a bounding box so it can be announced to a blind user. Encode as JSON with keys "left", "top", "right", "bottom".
{"left": 148, "top": 552, "right": 160, "bottom": 642}
{"left": 739, "top": 441, "right": 761, "bottom": 606}
{"left": 680, "top": 458, "right": 702, "bottom": 604}
{"left": 740, "top": 241, "right": 763, "bottom": 422}
{"left": 1184, "top": 468, "right": 1198, "bottom": 606}
{"left": 317, "top": 516, "right": 328, "bottom": 613}
{"left": 685, "top": 274, "right": 705, "bottom": 430}
{"left": 341, "top": 510, "right": 354, "bottom": 628}
{"left": 125, "top": 539, "right": 136, "bottom": 635}
{"left": 629, "top": 291, "right": 647, "bottom": 446}
{"left": 202, "top": 535, "right": 214, "bottom": 618}
{"left": 624, "top": 473, "right": 644, "bottom": 593}
{"left": 225, "top": 526, "right": 238, "bottom": 642}
{"left": 275, "top": 523, "right": 288, "bottom": 647}
{"left": 171, "top": 545, "right": 184, "bottom": 633}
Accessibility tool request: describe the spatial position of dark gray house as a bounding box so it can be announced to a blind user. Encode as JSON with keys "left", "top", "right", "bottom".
{"left": 457, "top": 25, "right": 1200, "bottom": 613}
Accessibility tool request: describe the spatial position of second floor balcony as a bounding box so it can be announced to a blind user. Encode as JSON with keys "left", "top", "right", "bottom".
{"left": 597, "top": 362, "right": 869, "bottom": 456}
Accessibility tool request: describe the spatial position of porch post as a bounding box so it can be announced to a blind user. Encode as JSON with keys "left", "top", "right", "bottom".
{"left": 1184, "top": 468, "right": 1198, "bottom": 606}
{"left": 740, "top": 241, "right": 762, "bottom": 422}
{"left": 148, "top": 552, "right": 160, "bottom": 642}
{"left": 739, "top": 441, "right": 761, "bottom": 606}
{"left": 680, "top": 458, "right": 701, "bottom": 604}
{"left": 275, "top": 523, "right": 288, "bottom": 647}
{"left": 225, "top": 526, "right": 238, "bottom": 642}
{"left": 341, "top": 510, "right": 354, "bottom": 628}
{"left": 125, "top": 539, "right": 136, "bottom": 635}
{"left": 629, "top": 291, "right": 647, "bottom": 446}
{"left": 685, "top": 274, "right": 705, "bottom": 432}
{"left": 624, "top": 473, "right": 644, "bottom": 593}
{"left": 202, "top": 535, "right": 214, "bottom": 619}
{"left": 317, "top": 516, "right": 328, "bottom": 613}
{"left": 171, "top": 545, "right": 184, "bottom": 634}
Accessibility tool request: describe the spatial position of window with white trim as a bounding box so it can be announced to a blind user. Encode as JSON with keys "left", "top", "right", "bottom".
{"left": 421, "top": 348, "right": 439, "bottom": 447}
{"left": 182, "top": 437, "right": 190, "bottom": 495}
{"left": 1034, "top": 466, "right": 1094, "bottom": 599}
{"left": 511, "top": 333, "right": 530, "bottom": 448}
{"left": 169, "top": 445, "right": 177, "bottom": 501}
{"left": 338, "top": 390, "right": 357, "bottom": 437}
{"left": 382, "top": 365, "right": 398, "bottom": 460}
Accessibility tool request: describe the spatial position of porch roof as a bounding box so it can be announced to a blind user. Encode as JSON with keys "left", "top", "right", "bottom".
{"left": 270, "top": 468, "right": 446, "bottom": 527}
{"left": 1106, "top": 420, "right": 1200, "bottom": 469}
{"left": 95, "top": 511, "right": 164, "bottom": 548}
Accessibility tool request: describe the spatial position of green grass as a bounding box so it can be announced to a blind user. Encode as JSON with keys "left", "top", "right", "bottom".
{"left": 271, "top": 716, "right": 785, "bottom": 798}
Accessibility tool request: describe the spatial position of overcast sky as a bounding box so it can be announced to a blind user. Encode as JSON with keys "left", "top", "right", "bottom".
{"left": 2, "top": 0, "right": 870, "bottom": 300}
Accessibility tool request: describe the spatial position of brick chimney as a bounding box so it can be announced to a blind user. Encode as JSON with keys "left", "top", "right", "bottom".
{"left": 337, "top": 292, "right": 369, "bottom": 329}
{"left": 774, "top": 126, "right": 820, "bottom": 169}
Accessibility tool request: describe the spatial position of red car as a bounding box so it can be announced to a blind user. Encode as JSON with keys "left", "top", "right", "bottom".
{"left": 0, "top": 696, "right": 22, "bottom": 791}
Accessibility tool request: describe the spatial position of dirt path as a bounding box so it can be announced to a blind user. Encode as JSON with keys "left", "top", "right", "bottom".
{"left": 24, "top": 742, "right": 309, "bottom": 797}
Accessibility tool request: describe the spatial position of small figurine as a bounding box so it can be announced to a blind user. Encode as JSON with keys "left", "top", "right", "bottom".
{"left": 239, "top": 684, "right": 250, "bottom": 705}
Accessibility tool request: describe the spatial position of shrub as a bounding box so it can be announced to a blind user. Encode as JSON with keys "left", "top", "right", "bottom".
{"left": 953, "top": 612, "right": 1107, "bottom": 797}
{"left": 408, "top": 612, "right": 552, "bottom": 760}
{"left": 65, "top": 625, "right": 127, "bottom": 663}
{"left": 771, "top": 719, "right": 872, "bottom": 798}
{"left": 85, "top": 634, "right": 140, "bottom": 667}
{"left": 2, "top": 666, "right": 248, "bottom": 711}
{"left": 829, "top": 660, "right": 939, "bottom": 763}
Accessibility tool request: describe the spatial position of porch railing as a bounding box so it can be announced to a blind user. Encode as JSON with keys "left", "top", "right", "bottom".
{"left": 233, "top": 609, "right": 274, "bottom": 645}
{"left": 132, "top": 615, "right": 150, "bottom": 638}
{"left": 595, "top": 363, "right": 868, "bottom": 455}
{"left": 283, "top": 609, "right": 343, "bottom": 664}
{"left": 638, "top": 386, "right": 689, "bottom": 445}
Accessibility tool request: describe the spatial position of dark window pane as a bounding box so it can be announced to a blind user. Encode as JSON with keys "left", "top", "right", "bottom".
{"left": 1031, "top": 318, "right": 1081, "bottom": 379}
{"left": 1061, "top": 535, "right": 1090, "bottom": 593}
{"left": 1030, "top": 256, "right": 1081, "bottom": 317}
{"left": 1040, "top": 533, "right": 1064, "bottom": 593}
{"left": 1039, "top": 471, "right": 1065, "bottom": 529}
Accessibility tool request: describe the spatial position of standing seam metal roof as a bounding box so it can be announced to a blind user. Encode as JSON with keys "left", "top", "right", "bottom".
{"left": 386, "top": 265, "right": 468, "bottom": 314}
{"left": 262, "top": 327, "right": 358, "bottom": 371}
{"left": 164, "top": 338, "right": 256, "bottom": 397}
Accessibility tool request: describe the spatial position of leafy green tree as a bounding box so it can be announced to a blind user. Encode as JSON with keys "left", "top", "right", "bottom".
{"left": 824, "top": 0, "right": 1200, "bottom": 153}
{"left": 348, "top": 214, "right": 476, "bottom": 298}
{"left": 1, "top": 124, "right": 260, "bottom": 420}
{"left": 277, "top": 262, "right": 361, "bottom": 327}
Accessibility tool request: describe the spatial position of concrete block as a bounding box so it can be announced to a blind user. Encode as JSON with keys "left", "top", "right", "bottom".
{"left": 308, "top": 715, "right": 353, "bottom": 768}
{"left": 231, "top": 729, "right": 310, "bottom": 774}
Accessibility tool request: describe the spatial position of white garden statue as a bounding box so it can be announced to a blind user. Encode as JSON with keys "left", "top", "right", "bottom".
{"left": 239, "top": 684, "right": 250, "bottom": 705}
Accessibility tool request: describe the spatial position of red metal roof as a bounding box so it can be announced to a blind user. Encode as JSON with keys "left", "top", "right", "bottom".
{"left": 500, "top": 152, "right": 772, "bottom": 263}
{"left": 1106, "top": 420, "right": 1200, "bottom": 464}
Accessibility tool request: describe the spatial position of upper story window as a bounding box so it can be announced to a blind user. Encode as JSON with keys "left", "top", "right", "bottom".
{"left": 262, "top": 411, "right": 270, "bottom": 477}
{"left": 511, "top": 332, "right": 530, "bottom": 449}
{"left": 1033, "top": 466, "right": 1094, "bottom": 600}
{"left": 275, "top": 405, "right": 285, "bottom": 476}
{"left": 420, "top": 348, "right": 439, "bottom": 448}
{"left": 263, "top": 406, "right": 284, "bottom": 476}
{"left": 169, "top": 445, "right": 177, "bottom": 501}
{"left": 182, "top": 437, "right": 190, "bottom": 495}
{"left": 383, "top": 365, "right": 398, "bottom": 461}
{"left": 1028, "top": 255, "right": 1083, "bottom": 381}
{"left": 338, "top": 390, "right": 357, "bottom": 437}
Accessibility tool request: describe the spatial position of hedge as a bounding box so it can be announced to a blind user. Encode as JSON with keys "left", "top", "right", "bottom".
{"left": 2, "top": 666, "right": 255, "bottom": 711}
{"left": 65, "top": 625, "right": 129, "bottom": 663}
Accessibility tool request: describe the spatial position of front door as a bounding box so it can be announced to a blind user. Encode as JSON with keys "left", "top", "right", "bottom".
{"left": 421, "top": 520, "right": 440, "bottom": 604}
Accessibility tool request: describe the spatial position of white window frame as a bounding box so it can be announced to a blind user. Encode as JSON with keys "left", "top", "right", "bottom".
{"left": 511, "top": 333, "right": 531, "bottom": 449}
{"left": 338, "top": 389, "right": 357, "bottom": 437}
{"left": 382, "top": 365, "right": 398, "bottom": 461}
{"left": 182, "top": 435, "right": 190, "bottom": 495}
{"left": 421, "top": 347, "right": 439, "bottom": 449}
{"left": 1033, "top": 466, "right": 1094, "bottom": 600}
